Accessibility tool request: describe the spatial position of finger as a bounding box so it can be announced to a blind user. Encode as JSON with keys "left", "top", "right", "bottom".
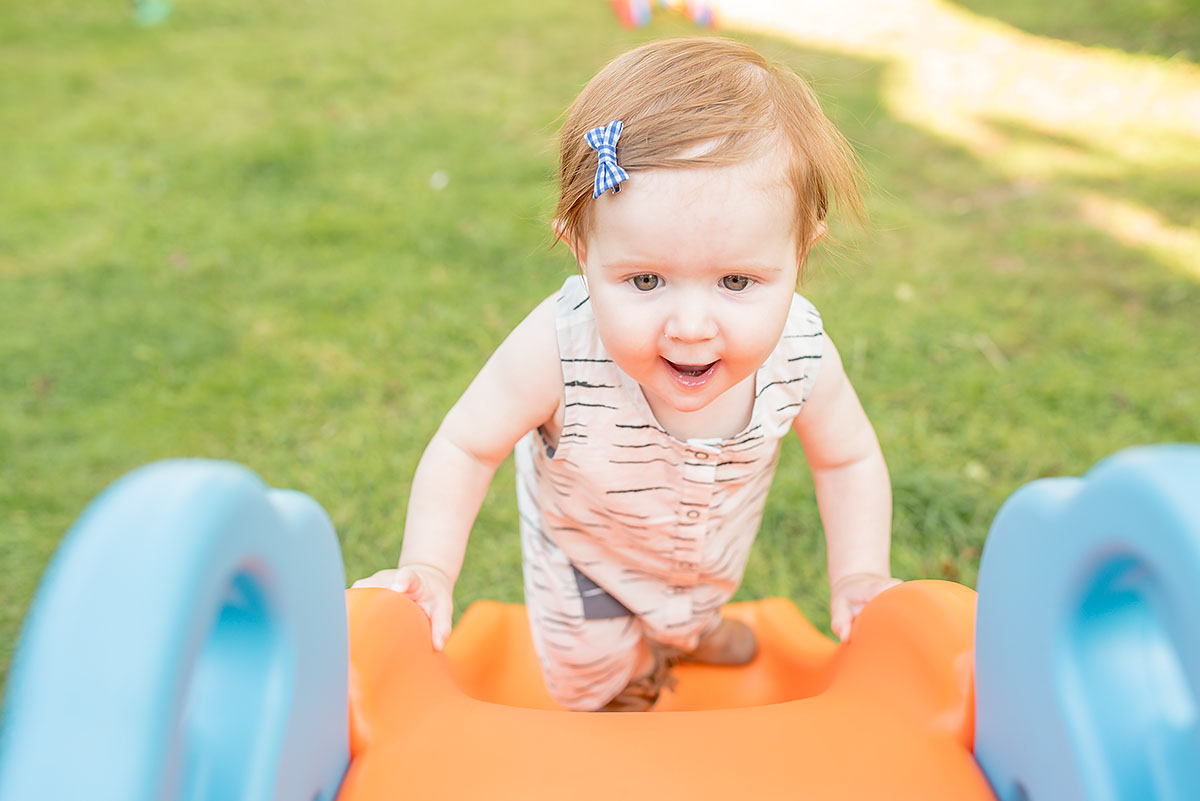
{"left": 431, "top": 604, "right": 452, "bottom": 651}
{"left": 350, "top": 568, "right": 392, "bottom": 589}
{"left": 416, "top": 598, "right": 437, "bottom": 626}
{"left": 412, "top": 598, "right": 446, "bottom": 649}
{"left": 830, "top": 603, "right": 851, "bottom": 642}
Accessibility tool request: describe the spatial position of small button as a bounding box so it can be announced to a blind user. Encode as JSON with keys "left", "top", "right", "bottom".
{"left": 685, "top": 509, "right": 700, "bottom": 519}
{"left": 695, "top": 451, "right": 709, "bottom": 460}
{"left": 671, "top": 585, "right": 687, "bottom": 594}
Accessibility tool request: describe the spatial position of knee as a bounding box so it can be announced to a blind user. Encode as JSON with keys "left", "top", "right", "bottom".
{"left": 537, "top": 624, "right": 643, "bottom": 711}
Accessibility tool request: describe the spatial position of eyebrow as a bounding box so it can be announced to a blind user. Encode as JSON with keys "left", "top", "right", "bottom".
{"left": 602, "top": 260, "right": 785, "bottom": 274}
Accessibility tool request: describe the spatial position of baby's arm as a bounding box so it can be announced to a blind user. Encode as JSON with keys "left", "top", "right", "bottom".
{"left": 353, "top": 294, "right": 563, "bottom": 648}
{"left": 792, "top": 335, "right": 899, "bottom": 641}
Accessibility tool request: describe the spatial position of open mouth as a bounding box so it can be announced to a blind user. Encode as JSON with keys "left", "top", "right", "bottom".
{"left": 663, "top": 358, "right": 718, "bottom": 387}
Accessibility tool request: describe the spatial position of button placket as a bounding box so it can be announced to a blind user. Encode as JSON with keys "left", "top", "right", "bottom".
{"left": 671, "top": 442, "right": 717, "bottom": 593}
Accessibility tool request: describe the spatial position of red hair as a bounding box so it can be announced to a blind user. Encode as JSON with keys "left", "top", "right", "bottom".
{"left": 555, "top": 38, "right": 864, "bottom": 271}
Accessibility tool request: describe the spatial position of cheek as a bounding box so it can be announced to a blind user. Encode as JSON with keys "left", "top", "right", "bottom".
{"left": 722, "top": 301, "right": 790, "bottom": 360}
{"left": 591, "top": 297, "right": 658, "bottom": 360}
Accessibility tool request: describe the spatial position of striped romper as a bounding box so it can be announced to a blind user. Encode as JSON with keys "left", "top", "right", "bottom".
{"left": 514, "top": 275, "right": 824, "bottom": 710}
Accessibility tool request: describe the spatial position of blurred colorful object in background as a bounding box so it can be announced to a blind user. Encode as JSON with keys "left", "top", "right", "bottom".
{"left": 131, "top": 0, "right": 171, "bottom": 26}
{"left": 611, "top": 0, "right": 714, "bottom": 28}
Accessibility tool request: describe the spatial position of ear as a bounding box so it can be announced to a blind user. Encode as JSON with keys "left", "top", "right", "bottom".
{"left": 795, "top": 220, "right": 828, "bottom": 270}
{"left": 552, "top": 218, "right": 587, "bottom": 268}
{"left": 810, "top": 220, "right": 828, "bottom": 246}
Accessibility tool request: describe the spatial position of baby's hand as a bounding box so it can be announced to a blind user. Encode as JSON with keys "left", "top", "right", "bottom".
{"left": 829, "top": 572, "right": 902, "bottom": 642}
{"left": 352, "top": 564, "right": 455, "bottom": 650}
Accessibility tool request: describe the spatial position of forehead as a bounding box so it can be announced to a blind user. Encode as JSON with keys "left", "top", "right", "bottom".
{"left": 586, "top": 152, "right": 798, "bottom": 266}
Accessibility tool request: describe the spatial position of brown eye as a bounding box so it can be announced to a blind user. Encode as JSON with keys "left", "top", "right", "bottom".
{"left": 631, "top": 274, "right": 660, "bottom": 291}
{"left": 722, "top": 275, "right": 752, "bottom": 291}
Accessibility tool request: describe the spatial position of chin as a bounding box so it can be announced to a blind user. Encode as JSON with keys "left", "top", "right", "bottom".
{"left": 659, "top": 387, "right": 721, "bottom": 414}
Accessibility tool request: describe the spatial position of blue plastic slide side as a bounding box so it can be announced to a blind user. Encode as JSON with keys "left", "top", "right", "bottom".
{"left": 975, "top": 445, "right": 1200, "bottom": 801}
{"left": 0, "top": 460, "right": 350, "bottom": 801}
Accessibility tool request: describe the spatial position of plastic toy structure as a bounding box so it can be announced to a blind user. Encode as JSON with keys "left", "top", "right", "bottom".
{"left": 0, "top": 445, "right": 1197, "bottom": 800}
{"left": 611, "top": 0, "right": 713, "bottom": 28}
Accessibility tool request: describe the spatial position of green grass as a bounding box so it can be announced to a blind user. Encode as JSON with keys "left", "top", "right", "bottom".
{"left": 954, "top": 0, "right": 1200, "bottom": 61}
{"left": 2, "top": 0, "right": 1197, "bottom": 690}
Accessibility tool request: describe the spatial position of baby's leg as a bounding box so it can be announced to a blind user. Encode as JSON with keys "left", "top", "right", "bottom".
{"left": 533, "top": 612, "right": 648, "bottom": 711}
{"left": 523, "top": 562, "right": 657, "bottom": 710}
{"left": 520, "top": 520, "right": 664, "bottom": 709}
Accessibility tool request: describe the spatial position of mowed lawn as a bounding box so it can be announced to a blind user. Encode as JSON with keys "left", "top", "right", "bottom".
{"left": 2, "top": 0, "right": 1197, "bottom": 688}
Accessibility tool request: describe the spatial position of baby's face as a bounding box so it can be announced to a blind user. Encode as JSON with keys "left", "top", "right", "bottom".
{"left": 578, "top": 151, "right": 803, "bottom": 421}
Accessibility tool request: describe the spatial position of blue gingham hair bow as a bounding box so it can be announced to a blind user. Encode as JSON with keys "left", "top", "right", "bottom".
{"left": 585, "top": 120, "right": 629, "bottom": 198}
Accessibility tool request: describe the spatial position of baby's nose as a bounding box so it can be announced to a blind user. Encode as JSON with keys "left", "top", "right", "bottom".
{"left": 663, "top": 299, "right": 718, "bottom": 343}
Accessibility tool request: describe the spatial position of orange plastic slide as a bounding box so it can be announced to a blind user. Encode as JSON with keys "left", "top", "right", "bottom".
{"left": 339, "top": 580, "right": 996, "bottom": 800}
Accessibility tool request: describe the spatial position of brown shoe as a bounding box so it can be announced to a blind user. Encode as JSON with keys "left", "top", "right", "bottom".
{"left": 599, "top": 645, "right": 678, "bottom": 712}
{"left": 683, "top": 617, "right": 757, "bottom": 665}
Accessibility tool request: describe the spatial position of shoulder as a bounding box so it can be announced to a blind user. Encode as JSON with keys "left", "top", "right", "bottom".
{"left": 437, "top": 286, "right": 565, "bottom": 464}
{"left": 493, "top": 289, "right": 561, "bottom": 379}
{"left": 791, "top": 334, "right": 881, "bottom": 469}
{"left": 771, "top": 292, "right": 825, "bottom": 379}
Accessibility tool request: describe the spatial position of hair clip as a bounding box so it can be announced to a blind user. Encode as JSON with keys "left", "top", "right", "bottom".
{"left": 585, "top": 120, "right": 629, "bottom": 198}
